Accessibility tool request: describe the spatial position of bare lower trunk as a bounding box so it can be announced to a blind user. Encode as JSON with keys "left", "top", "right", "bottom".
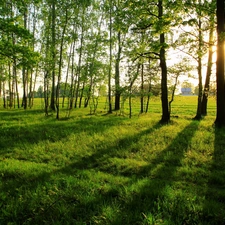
{"left": 201, "top": 14, "right": 214, "bottom": 116}
{"left": 215, "top": 0, "right": 225, "bottom": 126}
{"left": 159, "top": 0, "right": 169, "bottom": 123}
{"left": 194, "top": 13, "right": 203, "bottom": 120}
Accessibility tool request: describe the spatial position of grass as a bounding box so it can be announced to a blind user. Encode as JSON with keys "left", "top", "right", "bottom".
{"left": 0, "top": 96, "right": 225, "bottom": 224}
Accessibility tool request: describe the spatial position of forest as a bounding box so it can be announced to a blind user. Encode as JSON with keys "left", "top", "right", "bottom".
{"left": 1, "top": 0, "right": 225, "bottom": 224}
{"left": 0, "top": 0, "right": 224, "bottom": 124}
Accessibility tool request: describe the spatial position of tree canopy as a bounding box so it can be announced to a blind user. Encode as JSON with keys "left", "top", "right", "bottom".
{"left": 0, "top": 0, "right": 223, "bottom": 125}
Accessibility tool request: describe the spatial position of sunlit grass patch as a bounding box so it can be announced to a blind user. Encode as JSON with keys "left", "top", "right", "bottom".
{"left": 0, "top": 96, "right": 224, "bottom": 225}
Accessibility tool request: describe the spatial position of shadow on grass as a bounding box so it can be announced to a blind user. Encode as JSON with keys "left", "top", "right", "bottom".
{"left": 0, "top": 119, "right": 200, "bottom": 224}
{"left": 56, "top": 119, "right": 200, "bottom": 224}
{"left": 0, "top": 108, "right": 47, "bottom": 117}
{"left": 0, "top": 116, "right": 160, "bottom": 224}
{"left": 107, "top": 120, "right": 200, "bottom": 224}
{"left": 0, "top": 112, "right": 127, "bottom": 155}
{"left": 203, "top": 127, "right": 225, "bottom": 224}
{"left": 64, "top": 121, "right": 163, "bottom": 171}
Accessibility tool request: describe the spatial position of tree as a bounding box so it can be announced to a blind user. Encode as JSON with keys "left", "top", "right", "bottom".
{"left": 122, "top": 0, "right": 176, "bottom": 122}
{"left": 74, "top": 6, "right": 85, "bottom": 109}
{"left": 176, "top": 0, "right": 210, "bottom": 119}
{"left": 158, "top": 0, "right": 170, "bottom": 123}
{"left": 214, "top": 0, "right": 225, "bottom": 126}
{"left": 168, "top": 58, "right": 193, "bottom": 114}
{"left": 126, "top": 61, "right": 140, "bottom": 118}
{"left": 193, "top": 0, "right": 204, "bottom": 120}
{"left": 56, "top": 2, "right": 70, "bottom": 119}
{"left": 108, "top": 0, "right": 113, "bottom": 113}
{"left": 201, "top": 3, "right": 216, "bottom": 116}
{"left": 114, "top": 20, "right": 122, "bottom": 111}
{"left": 50, "top": 0, "right": 56, "bottom": 111}
{"left": 0, "top": 0, "right": 39, "bottom": 109}
{"left": 113, "top": 0, "right": 128, "bottom": 111}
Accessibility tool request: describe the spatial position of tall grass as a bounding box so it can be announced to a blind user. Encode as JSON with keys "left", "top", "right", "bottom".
{"left": 0, "top": 96, "right": 224, "bottom": 225}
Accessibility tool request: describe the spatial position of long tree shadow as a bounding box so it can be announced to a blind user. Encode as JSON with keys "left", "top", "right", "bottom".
{"left": 49, "top": 120, "right": 200, "bottom": 224}
{"left": 63, "top": 121, "right": 163, "bottom": 171}
{"left": 0, "top": 120, "right": 162, "bottom": 224}
{"left": 203, "top": 127, "right": 225, "bottom": 224}
{"left": 0, "top": 119, "right": 200, "bottom": 224}
{"left": 106, "top": 120, "right": 201, "bottom": 224}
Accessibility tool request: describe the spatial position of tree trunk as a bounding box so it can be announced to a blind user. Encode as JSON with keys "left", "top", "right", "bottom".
{"left": 8, "top": 62, "right": 12, "bottom": 108}
{"left": 44, "top": 71, "right": 49, "bottom": 116}
{"left": 31, "top": 66, "right": 38, "bottom": 108}
{"left": 62, "top": 43, "right": 73, "bottom": 108}
{"left": 169, "top": 75, "right": 179, "bottom": 115}
{"left": 69, "top": 41, "right": 76, "bottom": 110}
{"left": 108, "top": 0, "right": 112, "bottom": 113}
{"left": 140, "top": 63, "right": 144, "bottom": 113}
{"left": 201, "top": 13, "right": 214, "bottom": 116}
{"left": 44, "top": 28, "right": 51, "bottom": 116}
{"left": 3, "top": 81, "right": 6, "bottom": 108}
{"left": 215, "top": 0, "right": 225, "bottom": 126}
{"left": 75, "top": 8, "right": 85, "bottom": 108}
{"left": 79, "top": 80, "right": 85, "bottom": 108}
{"left": 194, "top": 2, "right": 203, "bottom": 120}
{"left": 50, "top": 0, "right": 56, "bottom": 111}
{"left": 15, "top": 68, "right": 19, "bottom": 109}
{"left": 28, "top": 70, "right": 33, "bottom": 108}
{"left": 22, "top": 9, "right": 28, "bottom": 110}
{"left": 56, "top": 8, "right": 68, "bottom": 119}
{"left": 129, "top": 63, "right": 140, "bottom": 118}
{"left": 29, "top": 6, "right": 37, "bottom": 109}
{"left": 145, "top": 85, "right": 151, "bottom": 113}
{"left": 84, "top": 76, "right": 93, "bottom": 108}
{"left": 145, "top": 59, "right": 152, "bottom": 113}
{"left": 22, "top": 66, "right": 28, "bottom": 109}
{"left": 115, "top": 30, "right": 122, "bottom": 111}
{"left": 194, "top": 56, "right": 203, "bottom": 120}
{"left": 159, "top": 0, "right": 169, "bottom": 123}
{"left": 12, "top": 59, "right": 17, "bottom": 109}
{"left": 83, "top": 13, "right": 104, "bottom": 109}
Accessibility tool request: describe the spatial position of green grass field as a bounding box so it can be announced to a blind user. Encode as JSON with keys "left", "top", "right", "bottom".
{"left": 0, "top": 96, "right": 224, "bottom": 225}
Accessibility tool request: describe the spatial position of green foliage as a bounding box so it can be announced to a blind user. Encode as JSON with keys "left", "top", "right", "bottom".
{"left": 0, "top": 18, "right": 32, "bottom": 40}
{"left": 0, "top": 3, "right": 40, "bottom": 68}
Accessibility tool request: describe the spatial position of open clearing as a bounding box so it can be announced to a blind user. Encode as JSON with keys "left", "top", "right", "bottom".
{"left": 0, "top": 96, "right": 225, "bottom": 224}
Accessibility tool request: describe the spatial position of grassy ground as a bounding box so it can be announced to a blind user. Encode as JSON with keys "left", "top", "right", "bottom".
{"left": 0, "top": 96, "right": 225, "bottom": 224}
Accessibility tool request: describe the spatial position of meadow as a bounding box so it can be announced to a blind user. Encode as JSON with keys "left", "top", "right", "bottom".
{"left": 0, "top": 96, "right": 225, "bottom": 225}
